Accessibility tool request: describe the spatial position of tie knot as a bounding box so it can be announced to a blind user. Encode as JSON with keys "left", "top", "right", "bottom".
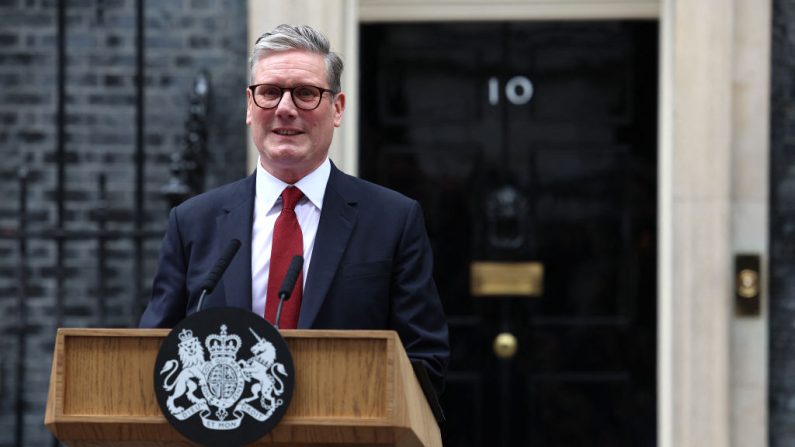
{"left": 281, "top": 186, "right": 303, "bottom": 211}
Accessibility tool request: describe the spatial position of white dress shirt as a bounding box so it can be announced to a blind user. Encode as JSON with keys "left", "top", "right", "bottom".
{"left": 251, "top": 158, "right": 330, "bottom": 317}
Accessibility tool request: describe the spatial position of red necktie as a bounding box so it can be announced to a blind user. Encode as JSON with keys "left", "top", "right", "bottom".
{"left": 265, "top": 186, "right": 304, "bottom": 329}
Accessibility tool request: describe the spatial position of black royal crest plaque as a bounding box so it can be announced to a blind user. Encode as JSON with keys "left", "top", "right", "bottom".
{"left": 154, "top": 307, "right": 295, "bottom": 446}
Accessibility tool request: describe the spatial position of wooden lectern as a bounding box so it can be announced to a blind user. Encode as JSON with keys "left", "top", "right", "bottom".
{"left": 44, "top": 329, "right": 442, "bottom": 447}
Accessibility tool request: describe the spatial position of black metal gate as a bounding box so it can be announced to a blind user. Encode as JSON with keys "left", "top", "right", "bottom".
{"left": 1, "top": 2, "right": 213, "bottom": 445}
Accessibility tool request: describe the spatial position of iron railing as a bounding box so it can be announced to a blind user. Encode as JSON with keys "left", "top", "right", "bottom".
{"left": 2, "top": 1, "right": 210, "bottom": 445}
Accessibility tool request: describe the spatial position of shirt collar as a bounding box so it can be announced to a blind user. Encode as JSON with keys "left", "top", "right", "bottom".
{"left": 255, "top": 158, "right": 330, "bottom": 210}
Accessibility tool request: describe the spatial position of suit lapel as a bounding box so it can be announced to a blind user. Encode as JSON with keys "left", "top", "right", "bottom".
{"left": 219, "top": 174, "right": 255, "bottom": 311}
{"left": 299, "top": 165, "right": 358, "bottom": 328}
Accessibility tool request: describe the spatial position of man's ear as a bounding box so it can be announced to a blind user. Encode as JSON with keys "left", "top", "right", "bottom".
{"left": 245, "top": 88, "right": 253, "bottom": 125}
{"left": 333, "top": 92, "right": 345, "bottom": 128}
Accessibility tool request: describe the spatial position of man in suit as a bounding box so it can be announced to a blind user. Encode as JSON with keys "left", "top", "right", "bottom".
{"left": 139, "top": 24, "right": 449, "bottom": 394}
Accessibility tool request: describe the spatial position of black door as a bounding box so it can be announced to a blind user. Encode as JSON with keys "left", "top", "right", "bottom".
{"left": 360, "top": 21, "right": 657, "bottom": 447}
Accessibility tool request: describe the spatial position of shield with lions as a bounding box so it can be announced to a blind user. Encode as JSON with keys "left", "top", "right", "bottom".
{"left": 154, "top": 307, "right": 294, "bottom": 446}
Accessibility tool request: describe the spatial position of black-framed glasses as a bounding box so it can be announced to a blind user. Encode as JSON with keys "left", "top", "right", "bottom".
{"left": 248, "top": 83, "right": 336, "bottom": 111}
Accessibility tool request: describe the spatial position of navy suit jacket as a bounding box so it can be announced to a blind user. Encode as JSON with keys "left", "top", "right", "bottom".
{"left": 139, "top": 163, "right": 449, "bottom": 393}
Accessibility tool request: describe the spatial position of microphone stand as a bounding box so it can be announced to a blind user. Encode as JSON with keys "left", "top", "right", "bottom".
{"left": 274, "top": 294, "right": 287, "bottom": 330}
{"left": 274, "top": 255, "right": 304, "bottom": 329}
{"left": 196, "top": 289, "right": 209, "bottom": 314}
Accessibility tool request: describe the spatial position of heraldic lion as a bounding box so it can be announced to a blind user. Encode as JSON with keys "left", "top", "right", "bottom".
{"left": 161, "top": 329, "right": 207, "bottom": 414}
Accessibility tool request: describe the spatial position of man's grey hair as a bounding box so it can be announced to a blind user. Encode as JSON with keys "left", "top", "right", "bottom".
{"left": 249, "top": 24, "right": 344, "bottom": 93}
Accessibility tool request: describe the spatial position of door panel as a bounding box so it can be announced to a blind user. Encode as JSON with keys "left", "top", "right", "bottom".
{"left": 360, "top": 21, "right": 657, "bottom": 446}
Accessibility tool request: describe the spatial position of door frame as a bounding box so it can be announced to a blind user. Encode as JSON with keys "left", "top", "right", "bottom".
{"left": 247, "top": 1, "right": 771, "bottom": 445}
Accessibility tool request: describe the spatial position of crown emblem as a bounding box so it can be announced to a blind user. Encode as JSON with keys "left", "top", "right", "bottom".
{"left": 178, "top": 329, "right": 197, "bottom": 347}
{"left": 205, "top": 324, "right": 241, "bottom": 359}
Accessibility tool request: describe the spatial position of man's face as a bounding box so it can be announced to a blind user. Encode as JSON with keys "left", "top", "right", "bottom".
{"left": 247, "top": 50, "right": 345, "bottom": 183}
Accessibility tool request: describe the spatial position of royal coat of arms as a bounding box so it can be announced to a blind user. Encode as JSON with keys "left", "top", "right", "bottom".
{"left": 159, "top": 324, "right": 289, "bottom": 430}
{"left": 153, "top": 306, "right": 295, "bottom": 447}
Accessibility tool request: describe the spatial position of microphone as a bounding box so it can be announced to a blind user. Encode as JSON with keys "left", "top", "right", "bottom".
{"left": 274, "top": 255, "right": 303, "bottom": 329}
{"left": 195, "top": 239, "right": 241, "bottom": 313}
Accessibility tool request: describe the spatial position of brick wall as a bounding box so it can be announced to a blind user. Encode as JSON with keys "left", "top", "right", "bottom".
{"left": 0, "top": 1, "right": 247, "bottom": 445}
